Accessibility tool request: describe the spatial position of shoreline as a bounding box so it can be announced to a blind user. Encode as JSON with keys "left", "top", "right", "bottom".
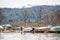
{"left": 0, "top": 30, "right": 60, "bottom": 33}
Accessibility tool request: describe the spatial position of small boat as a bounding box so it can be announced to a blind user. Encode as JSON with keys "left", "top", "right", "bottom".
{"left": 23, "top": 28, "right": 32, "bottom": 33}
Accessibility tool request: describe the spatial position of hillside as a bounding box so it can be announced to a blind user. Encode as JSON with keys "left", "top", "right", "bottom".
{"left": 0, "top": 5, "right": 60, "bottom": 27}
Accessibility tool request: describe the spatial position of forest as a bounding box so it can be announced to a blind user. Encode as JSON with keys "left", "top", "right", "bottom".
{"left": 0, "top": 5, "right": 60, "bottom": 27}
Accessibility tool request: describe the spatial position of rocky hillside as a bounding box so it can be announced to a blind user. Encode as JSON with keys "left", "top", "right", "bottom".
{"left": 0, "top": 5, "right": 60, "bottom": 26}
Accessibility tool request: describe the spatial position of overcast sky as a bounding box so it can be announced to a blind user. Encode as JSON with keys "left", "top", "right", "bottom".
{"left": 0, "top": 0, "right": 60, "bottom": 8}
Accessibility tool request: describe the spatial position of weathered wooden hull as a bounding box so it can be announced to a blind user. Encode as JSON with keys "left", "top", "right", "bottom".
{"left": 30, "top": 30, "right": 60, "bottom": 33}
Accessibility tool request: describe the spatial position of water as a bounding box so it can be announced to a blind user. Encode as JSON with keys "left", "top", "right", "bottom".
{"left": 0, "top": 33, "right": 60, "bottom": 40}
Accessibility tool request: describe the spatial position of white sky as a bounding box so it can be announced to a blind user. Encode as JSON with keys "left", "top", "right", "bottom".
{"left": 0, "top": 0, "right": 60, "bottom": 8}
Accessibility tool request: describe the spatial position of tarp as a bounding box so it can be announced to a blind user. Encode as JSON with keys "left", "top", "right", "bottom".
{"left": 51, "top": 26, "right": 60, "bottom": 30}
{"left": 12, "top": 28, "right": 21, "bottom": 30}
{"left": 2, "top": 24, "right": 12, "bottom": 29}
{"left": 0, "top": 25, "right": 3, "bottom": 29}
{"left": 54, "top": 28, "right": 60, "bottom": 30}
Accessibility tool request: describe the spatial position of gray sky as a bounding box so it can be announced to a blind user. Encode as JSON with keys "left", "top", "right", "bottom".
{"left": 0, "top": 0, "right": 60, "bottom": 8}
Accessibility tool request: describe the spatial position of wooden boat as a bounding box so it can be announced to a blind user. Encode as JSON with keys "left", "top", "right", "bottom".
{"left": 30, "top": 30, "right": 60, "bottom": 33}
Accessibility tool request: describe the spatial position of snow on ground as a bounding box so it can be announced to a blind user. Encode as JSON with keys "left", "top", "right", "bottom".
{"left": 0, "top": 33, "right": 60, "bottom": 40}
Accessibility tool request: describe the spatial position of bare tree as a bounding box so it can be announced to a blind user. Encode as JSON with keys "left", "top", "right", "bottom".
{"left": 0, "top": 10, "right": 3, "bottom": 25}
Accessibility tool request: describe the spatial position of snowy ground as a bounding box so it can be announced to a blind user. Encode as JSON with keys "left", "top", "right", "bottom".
{"left": 0, "top": 33, "right": 60, "bottom": 40}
